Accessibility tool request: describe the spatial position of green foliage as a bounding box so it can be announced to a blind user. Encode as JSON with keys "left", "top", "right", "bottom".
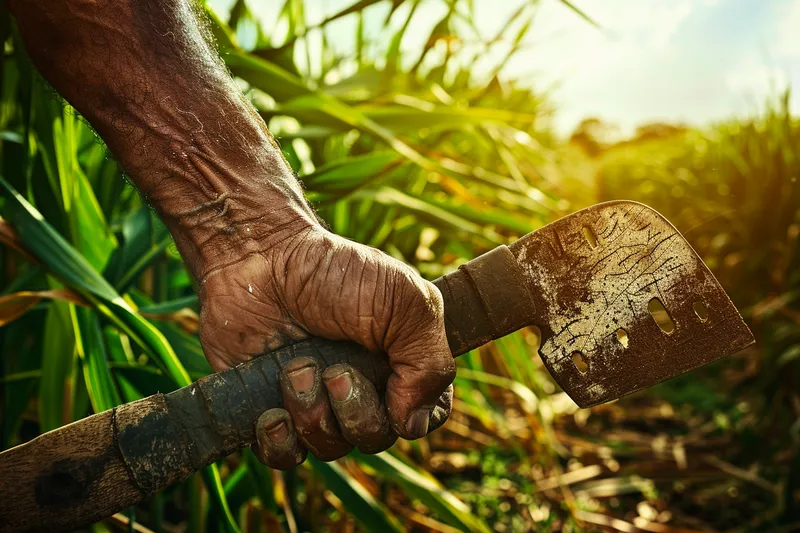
{"left": 1, "top": 0, "right": 798, "bottom": 531}
{"left": 595, "top": 93, "right": 800, "bottom": 530}
{"left": 0, "top": 0, "right": 556, "bottom": 530}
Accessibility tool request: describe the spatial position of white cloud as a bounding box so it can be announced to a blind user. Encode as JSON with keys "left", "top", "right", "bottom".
{"left": 501, "top": 0, "right": 717, "bottom": 132}
{"left": 775, "top": 0, "right": 800, "bottom": 57}
{"left": 725, "top": 52, "right": 790, "bottom": 95}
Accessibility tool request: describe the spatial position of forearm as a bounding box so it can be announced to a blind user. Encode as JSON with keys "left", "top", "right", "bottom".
{"left": 9, "top": 0, "right": 316, "bottom": 278}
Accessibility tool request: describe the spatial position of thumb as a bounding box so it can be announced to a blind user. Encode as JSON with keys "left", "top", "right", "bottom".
{"left": 383, "top": 278, "right": 456, "bottom": 440}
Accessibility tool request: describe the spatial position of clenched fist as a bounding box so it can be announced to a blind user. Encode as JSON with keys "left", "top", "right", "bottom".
{"left": 198, "top": 221, "right": 455, "bottom": 469}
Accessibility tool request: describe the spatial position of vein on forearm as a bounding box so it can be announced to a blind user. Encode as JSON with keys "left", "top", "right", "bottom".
{"left": 10, "top": 0, "right": 317, "bottom": 276}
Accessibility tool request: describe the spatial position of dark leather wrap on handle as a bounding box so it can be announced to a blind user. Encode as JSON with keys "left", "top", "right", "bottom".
{"left": 439, "top": 245, "right": 536, "bottom": 352}
{"left": 0, "top": 245, "right": 536, "bottom": 533}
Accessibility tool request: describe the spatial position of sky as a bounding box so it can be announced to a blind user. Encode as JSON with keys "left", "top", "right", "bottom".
{"left": 211, "top": 0, "right": 800, "bottom": 135}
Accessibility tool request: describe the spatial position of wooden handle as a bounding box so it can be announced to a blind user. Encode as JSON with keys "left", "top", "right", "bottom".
{"left": 0, "top": 245, "right": 535, "bottom": 533}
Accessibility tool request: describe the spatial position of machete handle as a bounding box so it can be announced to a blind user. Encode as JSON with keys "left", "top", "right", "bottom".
{"left": 0, "top": 245, "right": 534, "bottom": 533}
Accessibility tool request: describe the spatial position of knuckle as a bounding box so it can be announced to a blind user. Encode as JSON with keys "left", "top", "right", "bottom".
{"left": 402, "top": 277, "right": 442, "bottom": 315}
{"left": 336, "top": 403, "right": 394, "bottom": 446}
{"left": 388, "top": 278, "right": 446, "bottom": 344}
{"left": 421, "top": 279, "right": 444, "bottom": 309}
{"left": 281, "top": 355, "right": 319, "bottom": 374}
{"left": 399, "top": 362, "right": 455, "bottom": 405}
{"left": 416, "top": 356, "right": 457, "bottom": 386}
{"left": 342, "top": 415, "right": 383, "bottom": 437}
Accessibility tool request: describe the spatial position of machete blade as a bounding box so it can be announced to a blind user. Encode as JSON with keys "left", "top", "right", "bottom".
{"left": 509, "top": 200, "right": 754, "bottom": 408}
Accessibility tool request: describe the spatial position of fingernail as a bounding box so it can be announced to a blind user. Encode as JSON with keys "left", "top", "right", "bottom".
{"left": 288, "top": 366, "right": 315, "bottom": 394}
{"left": 324, "top": 371, "right": 353, "bottom": 402}
{"left": 407, "top": 409, "right": 430, "bottom": 438}
{"left": 266, "top": 421, "right": 289, "bottom": 443}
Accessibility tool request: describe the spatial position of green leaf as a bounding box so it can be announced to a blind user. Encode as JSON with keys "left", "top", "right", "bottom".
{"left": 73, "top": 306, "right": 122, "bottom": 413}
{"left": 71, "top": 162, "right": 118, "bottom": 271}
{"left": 0, "top": 179, "right": 237, "bottom": 527}
{"left": 2, "top": 311, "right": 44, "bottom": 447}
{"left": 0, "top": 177, "right": 191, "bottom": 387}
{"left": 303, "top": 152, "right": 405, "bottom": 193}
{"left": 150, "top": 321, "right": 213, "bottom": 377}
{"left": 778, "top": 345, "right": 800, "bottom": 367}
{"left": 243, "top": 449, "right": 278, "bottom": 512}
{"left": 411, "top": 191, "right": 536, "bottom": 234}
{"left": 232, "top": 54, "right": 494, "bottom": 184}
{"left": 251, "top": 0, "right": 388, "bottom": 52}
{"left": 103, "top": 327, "right": 145, "bottom": 402}
{"left": 409, "top": 4, "right": 452, "bottom": 75}
{"left": 39, "top": 299, "right": 75, "bottom": 432}
{"left": 455, "top": 368, "right": 538, "bottom": 415}
{"left": 558, "top": 0, "right": 601, "bottom": 28}
{"left": 310, "top": 458, "right": 404, "bottom": 533}
{"left": 357, "top": 103, "right": 538, "bottom": 133}
{"left": 279, "top": 0, "right": 306, "bottom": 44}
{"left": 357, "top": 186, "right": 503, "bottom": 244}
{"left": 224, "top": 50, "right": 313, "bottom": 103}
{"left": 355, "top": 451, "right": 491, "bottom": 533}
{"left": 201, "top": 465, "right": 243, "bottom": 533}
{"left": 105, "top": 205, "right": 171, "bottom": 292}
{"left": 384, "top": 0, "right": 420, "bottom": 80}
{"left": 51, "top": 108, "right": 117, "bottom": 270}
{"left": 137, "top": 295, "right": 199, "bottom": 315}
{"left": 207, "top": 463, "right": 257, "bottom": 529}
{"left": 1, "top": 176, "right": 122, "bottom": 303}
{"left": 109, "top": 363, "right": 180, "bottom": 398}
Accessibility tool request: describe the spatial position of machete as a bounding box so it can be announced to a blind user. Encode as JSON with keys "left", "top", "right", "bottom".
{"left": 0, "top": 201, "right": 753, "bottom": 532}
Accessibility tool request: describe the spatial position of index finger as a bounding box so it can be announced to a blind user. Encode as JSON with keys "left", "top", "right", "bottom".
{"left": 384, "top": 277, "right": 456, "bottom": 440}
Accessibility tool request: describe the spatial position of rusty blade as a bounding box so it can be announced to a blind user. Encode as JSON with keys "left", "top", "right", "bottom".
{"left": 510, "top": 201, "right": 754, "bottom": 408}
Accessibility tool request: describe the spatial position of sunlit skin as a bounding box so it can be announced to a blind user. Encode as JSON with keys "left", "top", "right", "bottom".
{"left": 9, "top": 0, "right": 455, "bottom": 468}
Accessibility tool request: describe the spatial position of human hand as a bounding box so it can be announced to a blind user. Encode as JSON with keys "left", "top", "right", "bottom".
{"left": 197, "top": 219, "right": 455, "bottom": 469}
{"left": 7, "top": 0, "right": 455, "bottom": 470}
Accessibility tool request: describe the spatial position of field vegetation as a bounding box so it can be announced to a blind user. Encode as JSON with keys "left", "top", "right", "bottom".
{"left": 1, "top": 0, "right": 798, "bottom": 531}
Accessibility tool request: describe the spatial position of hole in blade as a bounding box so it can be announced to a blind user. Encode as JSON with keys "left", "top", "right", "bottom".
{"left": 616, "top": 328, "right": 629, "bottom": 348}
{"left": 582, "top": 226, "right": 598, "bottom": 249}
{"left": 572, "top": 351, "right": 588, "bottom": 373}
{"left": 648, "top": 297, "right": 675, "bottom": 333}
{"left": 693, "top": 301, "right": 709, "bottom": 322}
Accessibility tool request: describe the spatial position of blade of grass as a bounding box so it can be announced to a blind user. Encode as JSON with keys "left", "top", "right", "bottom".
{"left": 1, "top": 312, "right": 44, "bottom": 448}
{"left": 73, "top": 305, "right": 122, "bottom": 412}
{"left": 355, "top": 451, "right": 491, "bottom": 533}
{"left": 355, "top": 186, "right": 503, "bottom": 244}
{"left": 202, "top": 465, "right": 243, "bottom": 533}
{"left": 230, "top": 51, "right": 539, "bottom": 193}
{"left": 39, "top": 299, "right": 75, "bottom": 431}
{"left": 310, "top": 458, "right": 404, "bottom": 533}
{"left": 0, "top": 287, "right": 85, "bottom": 326}
{"left": 0, "top": 177, "right": 191, "bottom": 385}
{"left": 557, "top": 0, "right": 600, "bottom": 28}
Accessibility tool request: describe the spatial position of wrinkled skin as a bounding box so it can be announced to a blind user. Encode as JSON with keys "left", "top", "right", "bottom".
{"left": 199, "top": 224, "right": 455, "bottom": 465}
{"left": 9, "top": 0, "right": 457, "bottom": 469}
